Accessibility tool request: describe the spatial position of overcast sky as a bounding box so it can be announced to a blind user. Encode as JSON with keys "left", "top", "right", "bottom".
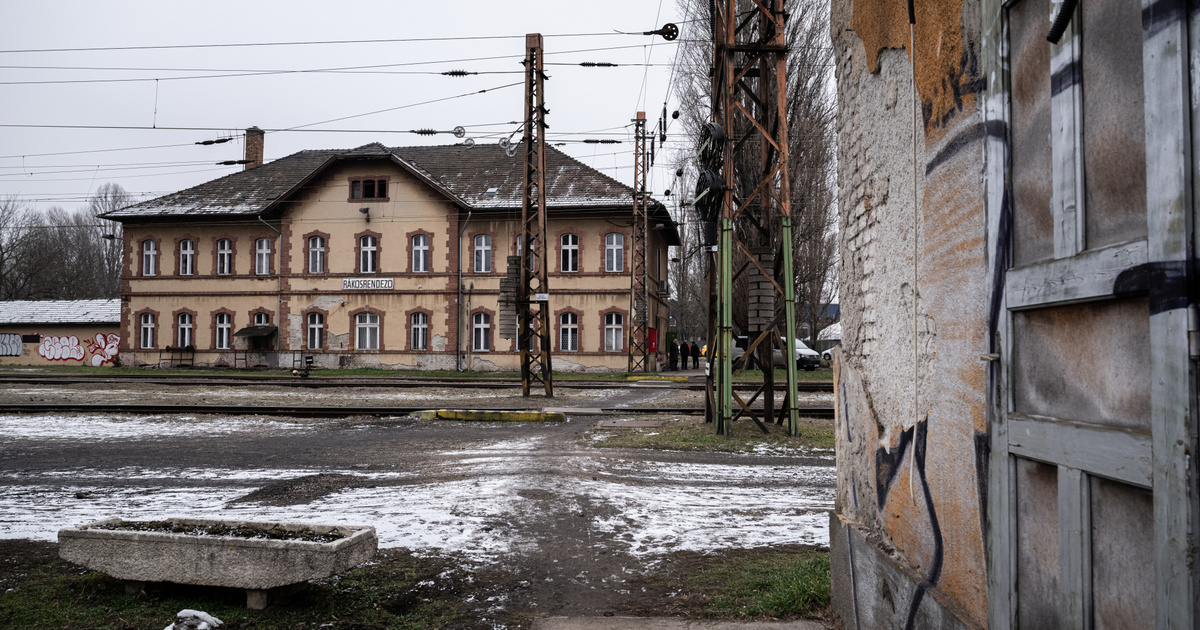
{"left": 0, "top": 0, "right": 689, "bottom": 216}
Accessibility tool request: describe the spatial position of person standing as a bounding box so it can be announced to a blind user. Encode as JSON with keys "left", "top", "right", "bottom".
{"left": 691, "top": 340, "right": 701, "bottom": 369}
{"left": 679, "top": 339, "right": 691, "bottom": 370}
{"left": 668, "top": 338, "right": 680, "bottom": 371}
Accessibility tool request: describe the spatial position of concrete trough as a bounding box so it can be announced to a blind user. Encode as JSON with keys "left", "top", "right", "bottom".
{"left": 58, "top": 517, "right": 377, "bottom": 609}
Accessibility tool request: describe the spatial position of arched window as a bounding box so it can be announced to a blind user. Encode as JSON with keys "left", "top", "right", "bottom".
{"left": 410, "top": 312, "right": 428, "bottom": 350}
{"left": 215, "top": 313, "right": 231, "bottom": 350}
{"left": 474, "top": 234, "right": 492, "bottom": 273}
{"left": 605, "top": 233, "right": 624, "bottom": 272}
{"left": 308, "top": 236, "right": 325, "bottom": 274}
{"left": 254, "top": 312, "right": 270, "bottom": 327}
{"left": 179, "top": 240, "right": 195, "bottom": 276}
{"left": 139, "top": 313, "right": 155, "bottom": 349}
{"left": 412, "top": 234, "right": 430, "bottom": 272}
{"left": 254, "top": 238, "right": 272, "bottom": 275}
{"left": 360, "top": 235, "right": 377, "bottom": 273}
{"left": 216, "top": 239, "right": 232, "bottom": 275}
{"left": 605, "top": 312, "right": 624, "bottom": 352}
{"left": 472, "top": 312, "right": 491, "bottom": 352}
{"left": 356, "top": 312, "right": 379, "bottom": 350}
{"left": 560, "top": 233, "right": 579, "bottom": 272}
{"left": 560, "top": 312, "right": 579, "bottom": 351}
{"left": 177, "top": 313, "right": 193, "bottom": 347}
{"left": 307, "top": 312, "right": 325, "bottom": 350}
{"left": 142, "top": 240, "right": 157, "bottom": 276}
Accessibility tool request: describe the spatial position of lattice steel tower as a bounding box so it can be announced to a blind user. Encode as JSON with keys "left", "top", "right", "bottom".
{"left": 628, "top": 112, "right": 651, "bottom": 373}
{"left": 704, "top": 0, "right": 800, "bottom": 435}
{"left": 518, "top": 33, "right": 553, "bottom": 397}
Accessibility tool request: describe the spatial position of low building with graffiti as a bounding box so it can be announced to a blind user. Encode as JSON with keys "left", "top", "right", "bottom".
{"left": 100, "top": 130, "right": 679, "bottom": 371}
{"left": 831, "top": 0, "right": 1196, "bottom": 627}
{"left": 0, "top": 299, "right": 121, "bottom": 367}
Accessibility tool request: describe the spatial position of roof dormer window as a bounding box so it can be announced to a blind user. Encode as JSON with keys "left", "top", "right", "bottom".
{"left": 350, "top": 177, "right": 388, "bottom": 201}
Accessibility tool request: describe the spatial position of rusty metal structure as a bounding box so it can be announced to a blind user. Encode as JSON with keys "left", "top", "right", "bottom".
{"left": 518, "top": 33, "right": 553, "bottom": 397}
{"left": 628, "top": 112, "right": 651, "bottom": 372}
{"left": 704, "top": 0, "right": 800, "bottom": 435}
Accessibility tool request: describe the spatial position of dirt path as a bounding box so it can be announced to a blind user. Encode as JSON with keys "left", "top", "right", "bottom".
{"left": 0, "top": 382, "right": 834, "bottom": 620}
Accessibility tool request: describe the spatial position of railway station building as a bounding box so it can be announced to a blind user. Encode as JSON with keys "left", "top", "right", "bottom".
{"left": 102, "top": 130, "right": 680, "bottom": 371}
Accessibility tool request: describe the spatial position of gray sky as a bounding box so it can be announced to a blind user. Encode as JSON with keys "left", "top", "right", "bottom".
{"left": 0, "top": 0, "right": 688, "bottom": 215}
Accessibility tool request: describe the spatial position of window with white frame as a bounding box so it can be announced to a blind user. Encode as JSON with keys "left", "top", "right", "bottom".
{"left": 472, "top": 312, "right": 490, "bottom": 352}
{"left": 474, "top": 234, "right": 491, "bottom": 273}
{"left": 360, "top": 235, "right": 377, "bottom": 273}
{"left": 254, "top": 238, "right": 272, "bottom": 275}
{"left": 177, "top": 313, "right": 193, "bottom": 347}
{"left": 307, "top": 312, "right": 324, "bottom": 349}
{"left": 560, "top": 312, "right": 579, "bottom": 352}
{"left": 605, "top": 312, "right": 623, "bottom": 352}
{"left": 254, "top": 312, "right": 270, "bottom": 327}
{"left": 308, "top": 236, "right": 325, "bottom": 274}
{"left": 142, "top": 240, "right": 157, "bottom": 276}
{"left": 561, "top": 233, "right": 579, "bottom": 272}
{"left": 410, "top": 312, "right": 428, "bottom": 350}
{"left": 516, "top": 235, "right": 537, "bottom": 271}
{"left": 216, "top": 239, "right": 232, "bottom": 275}
{"left": 412, "top": 234, "right": 429, "bottom": 272}
{"left": 356, "top": 312, "right": 379, "bottom": 350}
{"left": 139, "top": 313, "right": 155, "bottom": 349}
{"left": 605, "top": 233, "right": 624, "bottom": 272}
{"left": 215, "top": 313, "right": 231, "bottom": 350}
{"left": 179, "top": 240, "right": 194, "bottom": 276}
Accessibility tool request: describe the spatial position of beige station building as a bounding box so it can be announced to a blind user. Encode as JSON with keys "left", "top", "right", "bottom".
{"left": 102, "top": 130, "right": 679, "bottom": 371}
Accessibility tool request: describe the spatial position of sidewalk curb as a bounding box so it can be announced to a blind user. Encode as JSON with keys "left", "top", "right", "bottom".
{"left": 413, "top": 409, "right": 566, "bottom": 422}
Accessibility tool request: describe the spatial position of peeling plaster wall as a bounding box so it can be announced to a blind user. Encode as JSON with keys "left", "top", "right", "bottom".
{"left": 831, "top": 0, "right": 989, "bottom": 628}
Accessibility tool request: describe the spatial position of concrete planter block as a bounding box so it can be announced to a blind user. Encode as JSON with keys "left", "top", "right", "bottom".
{"left": 59, "top": 518, "right": 377, "bottom": 608}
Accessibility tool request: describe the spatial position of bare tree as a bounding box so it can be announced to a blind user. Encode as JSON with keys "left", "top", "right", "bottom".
{"left": 0, "top": 184, "right": 128, "bottom": 300}
{"left": 671, "top": 0, "right": 837, "bottom": 344}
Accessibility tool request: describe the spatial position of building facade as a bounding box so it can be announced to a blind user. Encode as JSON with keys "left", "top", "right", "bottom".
{"left": 104, "top": 134, "right": 678, "bottom": 371}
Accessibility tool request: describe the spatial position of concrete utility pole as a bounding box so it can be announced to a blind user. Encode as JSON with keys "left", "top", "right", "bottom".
{"left": 518, "top": 33, "right": 553, "bottom": 397}
{"left": 704, "top": 0, "right": 800, "bottom": 436}
{"left": 628, "top": 112, "right": 651, "bottom": 373}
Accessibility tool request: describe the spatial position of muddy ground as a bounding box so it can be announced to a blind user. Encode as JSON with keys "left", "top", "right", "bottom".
{"left": 0, "top": 380, "right": 834, "bottom": 625}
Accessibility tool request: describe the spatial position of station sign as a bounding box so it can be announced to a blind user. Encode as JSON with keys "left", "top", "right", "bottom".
{"left": 342, "top": 278, "right": 395, "bottom": 290}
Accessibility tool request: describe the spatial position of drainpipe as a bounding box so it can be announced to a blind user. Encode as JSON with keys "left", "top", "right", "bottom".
{"left": 258, "top": 216, "right": 282, "bottom": 354}
{"left": 456, "top": 211, "right": 473, "bottom": 371}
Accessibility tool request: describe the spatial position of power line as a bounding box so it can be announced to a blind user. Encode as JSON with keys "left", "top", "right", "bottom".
{"left": 0, "top": 32, "right": 644, "bottom": 55}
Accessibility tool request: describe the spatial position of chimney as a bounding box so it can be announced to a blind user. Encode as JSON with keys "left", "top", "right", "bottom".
{"left": 244, "top": 127, "right": 264, "bottom": 170}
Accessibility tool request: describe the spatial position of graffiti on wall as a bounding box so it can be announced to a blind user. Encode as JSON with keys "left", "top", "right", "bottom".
{"left": 0, "top": 333, "right": 20, "bottom": 357}
{"left": 37, "top": 335, "right": 86, "bottom": 361}
{"left": 85, "top": 333, "right": 120, "bottom": 366}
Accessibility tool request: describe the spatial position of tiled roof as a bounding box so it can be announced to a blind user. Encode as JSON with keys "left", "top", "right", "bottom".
{"left": 393, "top": 144, "right": 634, "bottom": 210}
{"left": 0, "top": 300, "right": 121, "bottom": 325}
{"left": 102, "top": 142, "right": 681, "bottom": 245}
{"left": 103, "top": 150, "right": 340, "bottom": 219}
{"left": 105, "top": 143, "right": 638, "bottom": 218}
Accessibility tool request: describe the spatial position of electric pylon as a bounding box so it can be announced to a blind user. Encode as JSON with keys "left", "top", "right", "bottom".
{"left": 628, "top": 112, "right": 651, "bottom": 372}
{"left": 519, "top": 33, "right": 553, "bottom": 397}
{"left": 702, "top": 0, "right": 800, "bottom": 435}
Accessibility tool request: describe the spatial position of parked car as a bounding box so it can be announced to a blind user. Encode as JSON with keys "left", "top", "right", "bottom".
{"left": 706, "top": 335, "right": 821, "bottom": 372}
{"left": 821, "top": 348, "right": 834, "bottom": 361}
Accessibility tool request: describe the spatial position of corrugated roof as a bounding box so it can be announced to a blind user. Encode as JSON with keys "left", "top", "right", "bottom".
{"left": 0, "top": 300, "right": 121, "bottom": 325}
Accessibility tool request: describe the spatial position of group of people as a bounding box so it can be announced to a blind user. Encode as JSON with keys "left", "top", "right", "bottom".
{"left": 667, "top": 338, "right": 701, "bottom": 371}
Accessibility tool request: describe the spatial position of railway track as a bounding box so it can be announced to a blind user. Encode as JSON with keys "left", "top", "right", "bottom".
{"left": 0, "top": 373, "right": 835, "bottom": 392}
{"left": 2, "top": 402, "right": 836, "bottom": 419}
